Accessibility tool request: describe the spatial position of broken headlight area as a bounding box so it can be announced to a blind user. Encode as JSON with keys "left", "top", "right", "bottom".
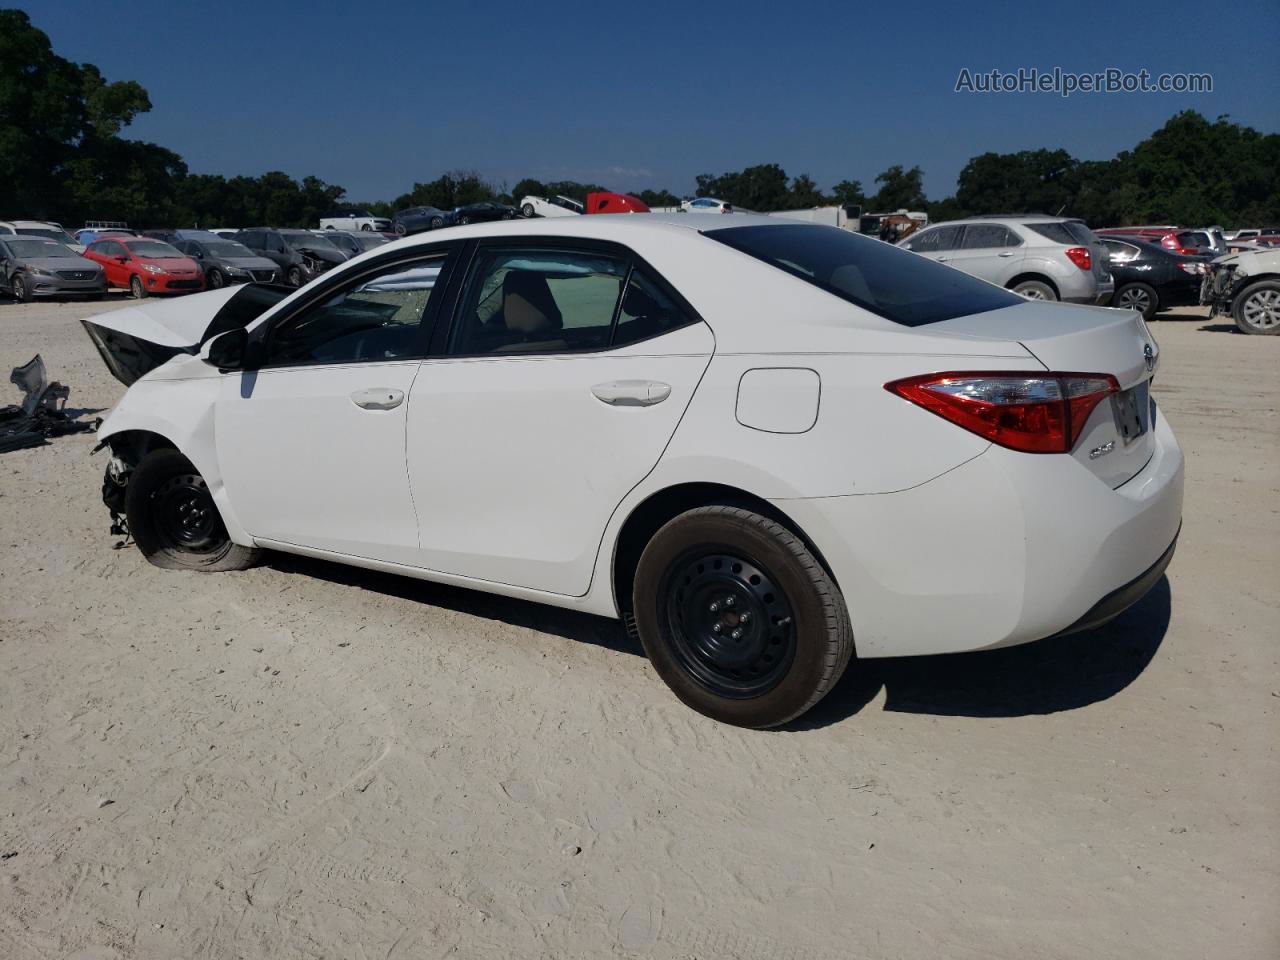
{"left": 0, "top": 355, "right": 99, "bottom": 454}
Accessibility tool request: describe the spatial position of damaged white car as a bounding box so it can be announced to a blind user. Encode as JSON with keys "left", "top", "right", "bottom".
{"left": 83, "top": 214, "right": 1183, "bottom": 728}
{"left": 1201, "top": 246, "right": 1280, "bottom": 334}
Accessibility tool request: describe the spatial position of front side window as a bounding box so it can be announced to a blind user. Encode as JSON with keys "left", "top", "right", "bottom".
{"left": 450, "top": 248, "right": 628, "bottom": 355}
{"left": 265, "top": 256, "right": 445, "bottom": 366}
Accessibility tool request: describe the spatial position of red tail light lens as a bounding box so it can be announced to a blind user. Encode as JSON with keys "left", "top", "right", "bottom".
{"left": 885, "top": 372, "right": 1120, "bottom": 453}
{"left": 1064, "top": 246, "right": 1092, "bottom": 270}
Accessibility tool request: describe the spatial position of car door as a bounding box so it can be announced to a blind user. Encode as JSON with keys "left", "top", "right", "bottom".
{"left": 99, "top": 241, "right": 128, "bottom": 287}
{"left": 947, "top": 223, "right": 1025, "bottom": 283}
{"left": 215, "top": 245, "right": 459, "bottom": 563}
{"left": 900, "top": 225, "right": 963, "bottom": 265}
{"left": 405, "top": 241, "right": 714, "bottom": 596}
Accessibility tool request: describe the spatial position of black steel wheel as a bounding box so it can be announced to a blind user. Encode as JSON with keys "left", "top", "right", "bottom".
{"left": 663, "top": 552, "right": 796, "bottom": 698}
{"left": 124, "top": 448, "right": 261, "bottom": 572}
{"left": 633, "top": 505, "right": 853, "bottom": 728}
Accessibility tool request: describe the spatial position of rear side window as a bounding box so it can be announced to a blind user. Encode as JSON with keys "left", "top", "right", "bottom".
{"left": 961, "top": 224, "right": 1020, "bottom": 249}
{"left": 1063, "top": 220, "right": 1100, "bottom": 245}
{"left": 708, "top": 224, "right": 1020, "bottom": 327}
{"left": 1024, "top": 222, "right": 1075, "bottom": 244}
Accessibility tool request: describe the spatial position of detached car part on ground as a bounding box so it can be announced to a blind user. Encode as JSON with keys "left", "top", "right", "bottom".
{"left": 1201, "top": 247, "right": 1280, "bottom": 334}
{"left": 81, "top": 215, "right": 1183, "bottom": 728}
{"left": 1, "top": 355, "right": 97, "bottom": 453}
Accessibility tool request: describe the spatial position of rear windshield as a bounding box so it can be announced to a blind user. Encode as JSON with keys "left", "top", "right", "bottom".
{"left": 706, "top": 223, "right": 1020, "bottom": 327}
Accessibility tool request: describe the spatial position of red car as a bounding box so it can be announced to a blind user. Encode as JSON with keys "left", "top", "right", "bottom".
{"left": 83, "top": 236, "right": 206, "bottom": 298}
{"left": 1095, "top": 226, "right": 1213, "bottom": 257}
{"left": 585, "top": 192, "right": 650, "bottom": 214}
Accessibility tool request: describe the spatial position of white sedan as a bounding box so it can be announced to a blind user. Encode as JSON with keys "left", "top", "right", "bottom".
{"left": 81, "top": 214, "right": 1183, "bottom": 728}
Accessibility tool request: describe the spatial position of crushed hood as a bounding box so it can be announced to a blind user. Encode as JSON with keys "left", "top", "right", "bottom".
{"left": 81, "top": 283, "right": 291, "bottom": 385}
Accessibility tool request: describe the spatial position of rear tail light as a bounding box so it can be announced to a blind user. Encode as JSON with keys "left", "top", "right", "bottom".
{"left": 885, "top": 372, "right": 1120, "bottom": 453}
{"left": 1064, "top": 246, "right": 1092, "bottom": 271}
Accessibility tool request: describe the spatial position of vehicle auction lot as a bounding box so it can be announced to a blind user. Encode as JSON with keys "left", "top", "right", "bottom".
{"left": 1, "top": 300, "right": 1276, "bottom": 958}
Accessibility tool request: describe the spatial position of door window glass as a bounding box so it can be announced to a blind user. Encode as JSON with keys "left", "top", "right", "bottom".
{"left": 962, "top": 224, "right": 1019, "bottom": 249}
{"left": 450, "top": 248, "right": 628, "bottom": 355}
{"left": 265, "top": 256, "right": 445, "bottom": 366}
{"left": 906, "top": 225, "right": 962, "bottom": 252}
{"left": 613, "top": 269, "right": 695, "bottom": 346}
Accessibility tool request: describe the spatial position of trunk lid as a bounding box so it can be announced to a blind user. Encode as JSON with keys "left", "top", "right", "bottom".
{"left": 934, "top": 302, "right": 1158, "bottom": 487}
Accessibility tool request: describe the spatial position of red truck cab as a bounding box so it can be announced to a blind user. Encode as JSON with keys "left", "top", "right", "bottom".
{"left": 584, "top": 192, "right": 650, "bottom": 215}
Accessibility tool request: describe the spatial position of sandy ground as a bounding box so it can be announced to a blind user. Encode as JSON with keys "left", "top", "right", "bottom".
{"left": 0, "top": 297, "right": 1276, "bottom": 960}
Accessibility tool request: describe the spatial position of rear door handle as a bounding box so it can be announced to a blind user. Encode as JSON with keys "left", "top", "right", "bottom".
{"left": 936, "top": 256, "right": 951, "bottom": 262}
{"left": 998, "top": 251, "right": 1015, "bottom": 257}
{"left": 591, "top": 380, "right": 671, "bottom": 407}
{"left": 350, "top": 387, "right": 404, "bottom": 410}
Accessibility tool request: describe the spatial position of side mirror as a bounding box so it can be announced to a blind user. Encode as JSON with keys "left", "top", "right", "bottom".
{"left": 202, "top": 328, "right": 250, "bottom": 371}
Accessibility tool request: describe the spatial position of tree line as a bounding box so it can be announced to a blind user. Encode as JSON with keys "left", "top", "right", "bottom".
{"left": 3, "top": 9, "right": 1277, "bottom": 231}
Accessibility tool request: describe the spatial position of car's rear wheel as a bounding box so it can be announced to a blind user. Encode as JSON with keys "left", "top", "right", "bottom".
{"left": 522, "top": 202, "right": 535, "bottom": 218}
{"left": 459, "top": 215, "right": 471, "bottom": 225}
{"left": 129, "top": 275, "right": 147, "bottom": 299}
{"left": 208, "top": 268, "right": 226, "bottom": 289}
{"left": 1012, "top": 278, "right": 1057, "bottom": 301}
{"left": 430, "top": 216, "right": 444, "bottom": 229}
{"left": 125, "top": 449, "right": 261, "bottom": 572}
{"left": 12, "top": 274, "right": 30, "bottom": 303}
{"left": 1114, "top": 282, "right": 1158, "bottom": 320}
{"left": 1233, "top": 281, "right": 1280, "bottom": 335}
{"left": 633, "top": 505, "right": 853, "bottom": 728}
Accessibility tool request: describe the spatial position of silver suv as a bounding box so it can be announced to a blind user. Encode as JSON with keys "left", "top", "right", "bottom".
{"left": 899, "top": 215, "right": 1114, "bottom": 304}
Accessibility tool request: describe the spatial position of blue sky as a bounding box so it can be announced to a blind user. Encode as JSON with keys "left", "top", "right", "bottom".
{"left": 26, "top": 0, "right": 1280, "bottom": 203}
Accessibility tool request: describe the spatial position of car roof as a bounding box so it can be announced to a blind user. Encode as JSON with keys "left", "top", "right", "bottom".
{"left": 392, "top": 211, "right": 799, "bottom": 246}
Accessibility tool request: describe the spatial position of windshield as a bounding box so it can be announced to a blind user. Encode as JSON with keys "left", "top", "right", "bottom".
{"left": 125, "top": 240, "right": 185, "bottom": 258}
{"left": 707, "top": 223, "right": 1021, "bottom": 327}
{"left": 354, "top": 234, "right": 389, "bottom": 250}
{"left": 283, "top": 232, "right": 341, "bottom": 253}
{"left": 4, "top": 237, "right": 80, "bottom": 259}
{"left": 202, "top": 240, "right": 256, "bottom": 258}
{"left": 16, "top": 227, "right": 77, "bottom": 243}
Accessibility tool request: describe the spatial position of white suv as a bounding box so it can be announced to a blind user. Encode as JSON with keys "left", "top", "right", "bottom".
{"left": 899, "top": 215, "right": 1114, "bottom": 304}
{"left": 318, "top": 208, "right": 391, "bottom": 233}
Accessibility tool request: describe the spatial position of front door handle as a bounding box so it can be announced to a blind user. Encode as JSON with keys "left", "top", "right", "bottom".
{"left": 350, "top": 387, "right": 404, "bottom": 410}
{"left": 998, "top": 251, "right": 1015, "bottom": 257}
{"left": 591, "top": 380, "right": 671, "bottom": 407}
{"left": 936, "top": 256, "right": 951, "bottom": 262}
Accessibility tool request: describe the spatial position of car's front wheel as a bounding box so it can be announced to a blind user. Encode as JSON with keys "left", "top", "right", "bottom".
{"left": 287, "top": 266, "right": 304, "bottom": 287}
{"left": 633, "top": 505, "right": 853, "bottom": 728}
{"left": 129, "top": 275, "right": 147, "bottom": 299}
{"left": 1233, "top": 281, "right": 1280, "bottom": 335}
{"left": 394, "top": 222, "right": 407, "bottom": 236}
{"left": 430, "top": 216, "right": 444, "bottom": 229}
{"left": 125, "top": 449, "right": 261, "bottom": 571}
{"left": 207, "top": 268, "right": 226, "bottom": 289}
{"left": 522, "top": 202, "right": 535, "bottom": 218}
{"left": 12, "top": 274, "right": 30, "bottom": 303}
{"left": 1114, "top": 281, "right": 1158, "bottom": 321}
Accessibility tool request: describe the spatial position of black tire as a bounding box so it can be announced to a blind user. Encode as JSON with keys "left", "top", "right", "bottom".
{"left": 1232, "top": 280, "right": 1280, "bottom": 335}
{"left": 287, "top": 266, "right": 304, "bottom": 288}
{"left": 633, "top": 505, "right": 853, "bottom": 728}
{"left": 13, "top": 274, "right": 31, "bottom": 303}
{"left": 459, "top": 215, "right": 471, "bottom": 225}
{"left": 1114, "top": 281, "right": 1159, "bottom": 321}
{"left": 430, "top": 216, "right": 444, "bottom": 229}
{"left": 394, "top": 222, "right": 407, "bottom": 236}
{"left": 1011, "top": 278, "right": 1057, "bottom": 301}
{"left": 521, "top": 202, "right": 535, "bottom": 218}
{"left": 502, "top": 211, "right": 514, "bottom": 219}
{"left": 129, "top": 274, "right": 147, "bottom": 299}
{"left": 360, "top": 223, "right": 372, "bottom": 231}
{"left": 125, "top": 449, "right": 261, "bottom": 572}
{"left": 207, "top": 268, "right": 226, "bottom": 289}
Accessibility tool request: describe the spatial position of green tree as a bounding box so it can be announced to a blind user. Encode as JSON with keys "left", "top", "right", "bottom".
{"left": 869, "top": 165, "right": 927, "bottom": 211}
{"left": 954, "top": 148, "right": 1078, "bottom": 216}
{"left": 831, "top": 179, "right": 866, "bottom": 207}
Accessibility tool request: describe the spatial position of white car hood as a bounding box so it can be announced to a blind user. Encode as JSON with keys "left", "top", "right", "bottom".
{"left": 86, "top": 286, "right": 244, "bottom": 348}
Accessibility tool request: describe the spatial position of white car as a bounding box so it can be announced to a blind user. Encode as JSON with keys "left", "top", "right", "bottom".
{"left": 520, "top": 195, "right": 583, "bottom": 218}
{"left": 681, "top": 197, "right": 733, "bottom": 214}
{"left": 80, "top": 215, "right": 1183, "bottom": 728}
{"left": 0, "top": 219, "right": 86, "bottom": 252}
{"left": 319, "top": 208, "right": 392, "bottom": 232}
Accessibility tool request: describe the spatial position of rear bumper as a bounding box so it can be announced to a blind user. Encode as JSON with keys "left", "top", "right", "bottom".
{"left": 1049, "top": 528, "right": 1178, "bottom": 638}
{"left": 775, "top": 404, "right": 1184, "bottom": 657}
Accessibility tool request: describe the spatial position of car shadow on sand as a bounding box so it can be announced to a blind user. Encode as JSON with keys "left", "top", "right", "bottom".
{"left": 1197, "top": 323, "right": 1239, "bottom": 334}
{"left": 267, "top": 554, "right": 1170, "bottom": 730}
{"left": 791, "top": 576, "right": 1172, "bottom": 729}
